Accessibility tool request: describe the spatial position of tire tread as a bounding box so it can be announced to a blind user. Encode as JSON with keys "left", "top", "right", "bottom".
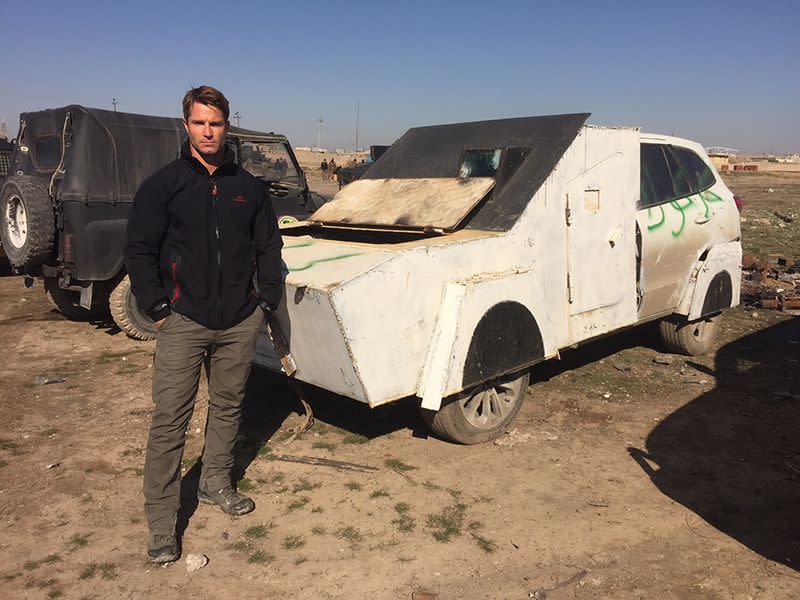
{"left": 0, "top": 176, "right": 55, "bottom": 268}
{"left": 110, "top": 275, "right": 157, "bottom": 341}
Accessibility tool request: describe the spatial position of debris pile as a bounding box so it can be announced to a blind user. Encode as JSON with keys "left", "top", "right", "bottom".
{"left": 741, "top": 254, "right": 800, "bottom": 310}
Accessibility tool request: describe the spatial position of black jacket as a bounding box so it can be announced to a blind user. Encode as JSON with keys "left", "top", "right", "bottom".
{"left": 125, "top": 142, "right": 283, "bottom": 329}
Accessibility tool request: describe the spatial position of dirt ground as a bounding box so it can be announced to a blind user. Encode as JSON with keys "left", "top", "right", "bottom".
{"left": 0, "top": 173, "right": 798, "bottom": 599}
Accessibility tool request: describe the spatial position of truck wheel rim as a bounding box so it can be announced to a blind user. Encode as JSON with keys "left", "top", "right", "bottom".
{"left": 5, "top": 194, "right": 28, "bottom": 248}
{"left": 459, "top": 376, "right": 523, "bottom": 429}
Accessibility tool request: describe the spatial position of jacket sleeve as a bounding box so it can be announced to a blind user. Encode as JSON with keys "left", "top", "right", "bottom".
{"left": 254, "top": 185, "right": 284, "bottom": 310}
{"left": 124, "top": 174, "right": 171, "bottom": 319}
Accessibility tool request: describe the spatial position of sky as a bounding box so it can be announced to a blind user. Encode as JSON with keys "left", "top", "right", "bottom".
{"left": 1, "top": 0, "right": 798, "bottom": 154}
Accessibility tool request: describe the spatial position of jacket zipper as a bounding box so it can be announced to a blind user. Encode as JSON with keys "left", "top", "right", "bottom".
{"left": 211, "top": 176, "right": 223, "bottom": 323}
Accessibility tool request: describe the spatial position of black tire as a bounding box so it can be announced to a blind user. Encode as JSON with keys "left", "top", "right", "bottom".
{"left": 44, "top": 277, "right": 111, "bottom": 321}
{"left": 421, "top": 370, "right": 530, "bottom": 444}
{"left": 0, "top": 176, "right": 55, "bottom": 269}
{"left": 658, "top": 314, "right": 719, "bottom": 356}
{"left": 109, "top": 275, "right": 157, "bottom": 341}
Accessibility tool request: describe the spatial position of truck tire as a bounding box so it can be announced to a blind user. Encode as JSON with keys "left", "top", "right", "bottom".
{"left": 421, "top": 370, "right": 530, "bottom": 444}
{"left": 110, "top": 275, "right": 157, "bottom": 341}
{"left": 44, "top": 277, "right": 111, "bottom": 321}
{"left": 0, "top": 176, "right": 54, "bottom": 269}
{"left": 658, "top": 314, "right": 719, "bottom": 356}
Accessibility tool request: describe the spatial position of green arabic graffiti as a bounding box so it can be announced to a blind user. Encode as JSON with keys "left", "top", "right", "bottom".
{"left": 647, "top": 206, "right": 666, "bottom": 231}
{"left": 670, "top": 197, "right": 694, "bottom": 237}
{"left": 284, "top": 240, "right": 315, "bottom": 249}
{"left": 699, "top": 189, "right": 723, "bottom": 218}
{"left": 287, "top": 253, "right": 362, "bottom": 272}
{"left": 645, "top": 190, "right": 725, "bottom": 238}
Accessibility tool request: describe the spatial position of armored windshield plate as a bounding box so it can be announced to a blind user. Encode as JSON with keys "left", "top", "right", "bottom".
{"left": 309, "top": 176, "right": 495, "bottom": 231}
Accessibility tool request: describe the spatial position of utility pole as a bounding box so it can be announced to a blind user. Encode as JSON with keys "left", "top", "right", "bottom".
{"left": 112, "top": 98, "right": 118, "bottom": 112}
{"left": 316, "top": 117, "right": 324, "bottom": 150}
{"left": 233, "top": 111, "right": 241, "bottom": 128}
{"left": 354, "top": 101, "right": 360, "bottom": 153}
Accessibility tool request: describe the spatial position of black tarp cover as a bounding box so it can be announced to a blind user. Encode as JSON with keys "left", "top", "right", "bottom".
{"left": 20, "top": 105, "right": 279, "bottom": 204}
{"left": 362, "top": 113, "right": 590, "bottom": 232}
{"left": 20, "top": 106, "right": 185, "bottom": 203}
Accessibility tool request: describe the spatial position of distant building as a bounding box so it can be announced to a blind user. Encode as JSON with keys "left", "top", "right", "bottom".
{"left": 706, "top": 146, "right": 738, "bottom": 170}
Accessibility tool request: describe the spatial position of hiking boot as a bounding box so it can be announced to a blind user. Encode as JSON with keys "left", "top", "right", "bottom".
{"left": 197, "top": 485, "right": 255, "bottom": 516}
{"left": 147, "top": 533, "right": 180, "bottom": 563}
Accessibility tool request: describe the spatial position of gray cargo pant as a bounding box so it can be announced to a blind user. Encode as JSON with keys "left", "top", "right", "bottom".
{"left": 143, "top": 307, "right": 263, "bottom": 535}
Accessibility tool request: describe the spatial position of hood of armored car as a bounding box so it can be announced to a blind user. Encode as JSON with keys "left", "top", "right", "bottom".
{"left": 280, "top": 235, "right": 395, "bottom": 289}
{"left": 280, "top": 229, "right": 500, "bottom": 290}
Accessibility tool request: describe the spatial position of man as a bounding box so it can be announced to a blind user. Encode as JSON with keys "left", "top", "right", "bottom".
{"left": 125, "top": 85, "right": 283, "bottom": 563}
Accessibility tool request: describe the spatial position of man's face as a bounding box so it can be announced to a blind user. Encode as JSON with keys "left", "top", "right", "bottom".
{"left": 183, "top": 102, "right": 229, "bottom": 158}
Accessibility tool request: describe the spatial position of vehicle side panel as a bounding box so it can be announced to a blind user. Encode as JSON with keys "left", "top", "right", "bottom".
{"left": 60, "top": 202, "right": 128, "bottom": 281}
{"left": 636, "top": 139, "right": 740, "bottom": 318}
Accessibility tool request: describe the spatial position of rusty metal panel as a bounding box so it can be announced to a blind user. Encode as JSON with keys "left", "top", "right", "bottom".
{"left": 309, "top": 177, "right": 495, "bottom": 230}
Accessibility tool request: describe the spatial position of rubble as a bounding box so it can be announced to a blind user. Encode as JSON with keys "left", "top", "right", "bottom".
{"left": 494, "top": 429, "right": 532, "bottom": 447}
{"left": 185, "top": 554, "right": 208, "bottom": 572}
{"left": 34, "top": 375, "right": 65, "bottom": 385}
{"left": 740, "top": 254, "right": 800, "bottom": 311}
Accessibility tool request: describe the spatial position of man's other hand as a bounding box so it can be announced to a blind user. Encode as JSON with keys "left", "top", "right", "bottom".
{"left": 155, "top": 318, "right": 167, "bottom": 329}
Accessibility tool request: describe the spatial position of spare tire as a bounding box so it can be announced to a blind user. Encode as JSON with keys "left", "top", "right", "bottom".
{"left": 0, "top": 176, "right": 55, "bottom": 269}
{"left": 110, "top": 275, "right": 158, "bottom": 341}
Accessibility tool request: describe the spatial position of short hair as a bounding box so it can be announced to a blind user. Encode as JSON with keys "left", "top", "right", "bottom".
{"left": 182, "top": 85, "right": 230, "bottom": 121}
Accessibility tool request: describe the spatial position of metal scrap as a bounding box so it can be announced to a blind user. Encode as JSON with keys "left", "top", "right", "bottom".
{"left": 268, "top": 454, "right": 378, "bottom": 473}
{"left": 741, "top": 254, "right": 800, "bottom": 311}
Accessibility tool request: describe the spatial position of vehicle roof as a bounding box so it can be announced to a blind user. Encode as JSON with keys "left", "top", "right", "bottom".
{"left": 640, "top": 132, "right": 708, "bottom": 155}
{"left": 15, "top": 105, "right": 290, "bottom": 203}
{"left": 17, "top": 105, "right": 287, "bottom": 142}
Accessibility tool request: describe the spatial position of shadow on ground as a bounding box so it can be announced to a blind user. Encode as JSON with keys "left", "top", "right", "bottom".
{"left": 532, "top": 322, "right": 661, "bottom": 382}
{"left": 0, "top": 256, "right": 11, "bottom": 277}
{"left": 177, "top": 365, "right": 296, "bottom": 536}
{"left": 630, "top": 316, "right": 800, "bottom": 570}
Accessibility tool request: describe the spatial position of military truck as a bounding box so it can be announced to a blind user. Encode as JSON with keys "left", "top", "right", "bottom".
{"left": 255, "top": 113, "right": 742, "bottom": 444}
{"left": 0, "top": 105, "right": 316, "bottom": 339}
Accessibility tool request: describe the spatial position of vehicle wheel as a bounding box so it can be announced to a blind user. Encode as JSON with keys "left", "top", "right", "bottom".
{"left": 658, "top": 314, "right": 719, "bottom": 356}
{"left": 421, "top": 370, "right": 530, "bottom": 444}
{"left": 44, "top": 277, "right": 111, "bottom": 321}
{"left": 110, "top": 275, "right": 157, "bottom": 341}
{"left": 0, "top": 176, "right": 54, "bottom": 269}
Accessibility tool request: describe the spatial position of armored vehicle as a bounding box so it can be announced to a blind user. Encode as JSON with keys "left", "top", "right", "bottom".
{"left": 254, "top": 113, "right": 742, "bottom": 444}
{"left": 0, "top": 105, "right": 315, "bottom": 339}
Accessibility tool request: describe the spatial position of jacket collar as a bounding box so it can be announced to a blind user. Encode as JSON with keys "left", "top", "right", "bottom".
{"left": 180, "top": 140, "right": 237, "bottom": 176}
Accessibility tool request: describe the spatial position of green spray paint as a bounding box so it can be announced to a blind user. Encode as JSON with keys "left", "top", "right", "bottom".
{"left": 647, "top": 206, "right": 666, "bottom": 231}
{"left": 287, "top": 253, "right": 362, "bottom": 272}
{"left": 699, "top": 189, "right": 723, "bottom": 218}
{"left": 284, "top": 240, "right": 315, "bottom": 249}
{"left": 644, "top": 190, "right": 725, "bottom": 238}
{"left": 669, "top": 197, "right": 695, "bottom": 237}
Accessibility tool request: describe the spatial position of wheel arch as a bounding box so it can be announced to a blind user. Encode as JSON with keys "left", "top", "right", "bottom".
{"left": 418, "top": 271, "right": 551, "bottom": 412}
{"left": 676, "top": 241, "right": 742, "bottom": 320}
{"left": 461, "top": 301, "right": 544, "bottom": 389}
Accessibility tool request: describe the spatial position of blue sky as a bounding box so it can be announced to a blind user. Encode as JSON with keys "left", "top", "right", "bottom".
{"left": 2, "top": 0, "right": 798, "bottom": 153}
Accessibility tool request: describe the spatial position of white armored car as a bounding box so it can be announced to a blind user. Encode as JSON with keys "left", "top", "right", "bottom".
{"left": 255, "top": 114, "right": 741, "bottom": 443}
